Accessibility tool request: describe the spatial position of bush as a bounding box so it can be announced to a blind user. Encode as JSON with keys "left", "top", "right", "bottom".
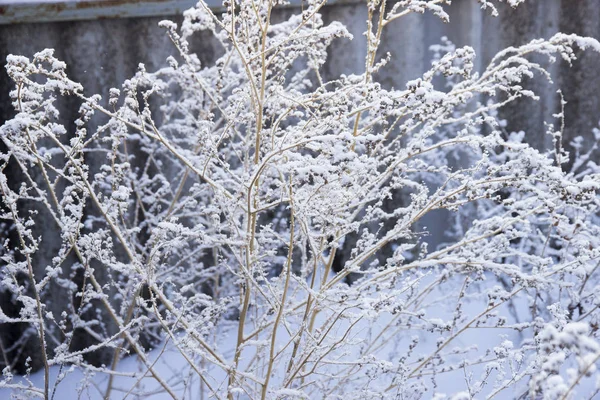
{"left": 2, "top": 0, "right": 600, "bottom": 398}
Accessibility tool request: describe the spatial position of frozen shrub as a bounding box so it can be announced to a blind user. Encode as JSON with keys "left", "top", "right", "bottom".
{"left": 1, "top": 0, "right": 600, "bottom": 398}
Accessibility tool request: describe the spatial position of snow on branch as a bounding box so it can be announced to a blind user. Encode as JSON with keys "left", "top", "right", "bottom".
{"left": 1, "top": 0, "right": 600, "bottom": 398}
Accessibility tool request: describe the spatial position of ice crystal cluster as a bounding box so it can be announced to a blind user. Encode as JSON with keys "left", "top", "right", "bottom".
{"left": 1, "top": 0, "right": 600, "bottom": 399}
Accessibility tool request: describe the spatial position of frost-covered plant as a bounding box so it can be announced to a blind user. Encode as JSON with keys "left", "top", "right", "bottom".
{"left": 1, "top": 0, "right": 600, "bottom": 399}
